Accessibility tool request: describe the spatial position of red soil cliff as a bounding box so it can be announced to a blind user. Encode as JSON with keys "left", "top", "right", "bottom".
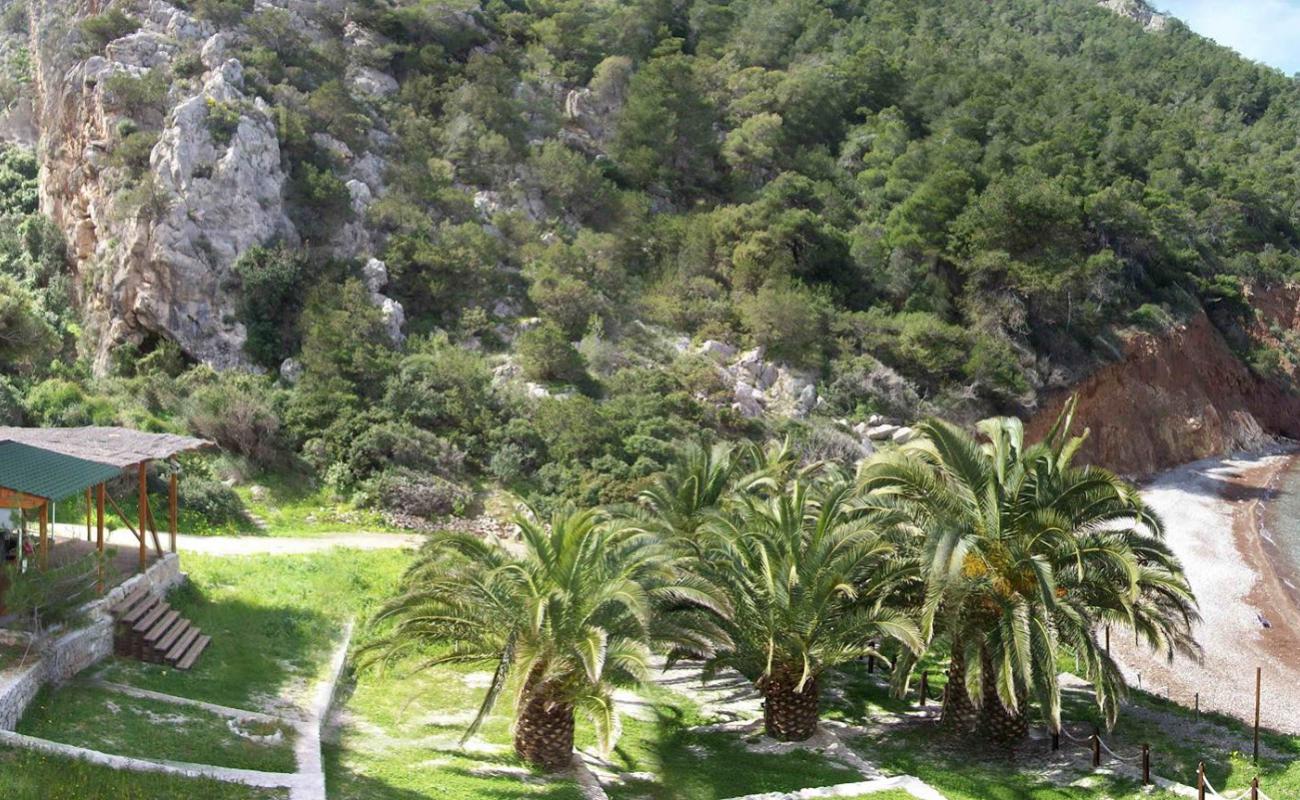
{"left": 1025, "top": 308, "right": 1300, "bottom": 477}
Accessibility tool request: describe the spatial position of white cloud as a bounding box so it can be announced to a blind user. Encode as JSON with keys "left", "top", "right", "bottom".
{"left": 1159, "top": 0, "right": 1300, "bottom": 73}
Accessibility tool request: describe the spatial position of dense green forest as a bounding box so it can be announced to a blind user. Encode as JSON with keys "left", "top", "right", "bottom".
{"left": 5, "top": 0, "right": 1300, "bottom": 522}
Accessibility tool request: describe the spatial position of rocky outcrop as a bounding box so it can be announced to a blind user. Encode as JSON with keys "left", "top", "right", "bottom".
{"left": 694, "top": 342, "right": 820, "bottom": 420}
{"left": 28, "top": 0, "right": 390, "bottom": 372}
{"left": 1026, "top": 310, "right": 1300, "bottom": 478}
{"left": 1096, "top": 0, "right": 1168, "bottom": 31}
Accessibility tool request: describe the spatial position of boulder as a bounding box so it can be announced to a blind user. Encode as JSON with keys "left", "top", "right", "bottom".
{"left": 867, "top": 424, "right": 901, "bottom": 441}
{"left": 891, "top": 427, "right": 918, "bottom": 445}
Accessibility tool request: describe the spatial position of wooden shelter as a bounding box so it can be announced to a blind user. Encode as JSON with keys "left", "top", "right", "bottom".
{"left": 0, "top": 427, "right": 212, "bottom": 577}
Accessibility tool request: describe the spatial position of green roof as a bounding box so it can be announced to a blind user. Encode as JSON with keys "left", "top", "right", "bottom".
{"left": 0, "top": 441, "right": 123, "bottom": 502}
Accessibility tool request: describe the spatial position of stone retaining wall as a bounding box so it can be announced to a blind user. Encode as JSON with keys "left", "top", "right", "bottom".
{"left": 0, "top": 554, "right": 184, "bottom": 730}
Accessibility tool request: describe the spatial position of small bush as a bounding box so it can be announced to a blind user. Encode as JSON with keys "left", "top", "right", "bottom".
{"left": 367, "top": 467, "right": 472, "bottom": 518}
{"left": 177, "top": 475, "right": 246, "bottom": 526}
{"left": 76, "top": 9, "right": 139, "bottom": 55}
{"left": 347, "top": 422, "right": 465, "bottom": 482}
{"left": 23, "top": 379, "right": 116, "bottom": 426}
{"left": 516, "top": 322, "right": 587, "bottom": 384}
{"left": 1129, "top": 303, "right": 1175, "bottom": 333}
{"left": 190, "top": 0, "right": 252, "bottom": 25}
{"left": 186, "top": 373, "right": 284, "bottom": 467}
{"left": 101, "top": 70, "right": 168, "bottom": 119}
{"left": 109, "top": 129, "right": 158, "bottom": 176}
{"left": 205, "top": 98, "right": 241, "bottom": 145}
{"left": 172, "top": 50, "right": 204, "bottom": 79}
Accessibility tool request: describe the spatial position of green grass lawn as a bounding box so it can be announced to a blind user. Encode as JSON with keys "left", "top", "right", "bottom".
{"left": 326, "top": 657, "right": 585, "bottom": 800}
{"left": 600, "top": 681, "right": 860, "bottom": 800}
{"left": 233, "top": 472, "right": 394, "bottom": 537}
{"left": 96, "top": 550, "right": 410, "bottom": 713}
{"left": 0, "top": 745, "right": 288, "bottom": 799}
{"left": 17, "top": 682, "right": 297, "bottom": 773}
{"left": 328, "top": 653, "right": 863, "bottom": 800}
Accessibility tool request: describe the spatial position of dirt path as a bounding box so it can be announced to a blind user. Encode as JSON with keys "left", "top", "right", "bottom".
{"left": 49, "top": 523, "right": 422, "bottom": 555}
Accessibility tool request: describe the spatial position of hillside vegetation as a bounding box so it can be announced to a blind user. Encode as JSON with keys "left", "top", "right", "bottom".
{"left": 4, "top": 0, "right": 1300, "bottom": 519}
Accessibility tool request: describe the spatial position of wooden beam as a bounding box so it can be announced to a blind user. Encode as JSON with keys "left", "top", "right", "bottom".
{"left": 86, "top": 488, "right": 92, "bottom": 542}
{"left": 38, "top": 502, "right": 48, "bottom": 571}
{"left": 169, "top": 471, "right": 178, "bottom": 555}
{"left": 138, "top": 462, "right": 147, "bottom": 572}
{"left": 0, "top": 488, "right": 46, "bottom": 510}
{"left": 96, "top": 483, "right": 106, "bottom": 595}
{"left": 106, "top": 492, "right": 141, "bottom": 543}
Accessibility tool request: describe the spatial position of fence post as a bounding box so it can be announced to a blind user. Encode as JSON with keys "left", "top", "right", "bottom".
{"left": 1051, "top": 729, "right": 1060, "bottom": 752}
{"left": 1091, "top": 731, "right": 1101, "bottom": 768}
{"left": 1141, "top": 743, "right": 1150, "bottom": 786}
{"left": 1254, "top": 666, "right": 1262, "bottom": 765}
{"left": 1198, "top": 762, "right": 1206, "bottom": 800}
{"left": 867, "top": 654, "right": 875, "bottom": 675}
{"left": 1195, "top": 692, "right": 1200, "bottom": 719}
{"left": 919, "top": 671, "right": 928, "bottom": 706}
{"left": 1251, "top": 776, "right": 1260, "bottom": 800}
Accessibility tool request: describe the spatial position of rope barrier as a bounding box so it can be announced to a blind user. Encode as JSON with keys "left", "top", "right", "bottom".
{"left": 1098, "top": 737, "right": 1143, "bottom": 764}
{"left": 1200, "top": 773, "right": 1255, "bottom": 800}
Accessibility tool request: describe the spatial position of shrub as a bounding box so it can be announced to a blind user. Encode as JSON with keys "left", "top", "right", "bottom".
{"left": 176, "top": 475, "right": 246, "bottom": 526}
{"left": 172, "top": 50, "right": 204, "bottom": 79}
{"left": 190, "top": 0, "right": 252, "bottom": 25}
{"left": 381, "top": 338, "right": 499, "bottom": 457}
{"left": 1130, "top": 303, "right": 1176, "bottom": 333}
{"left": 185, "top": 373, "right": 284, "bottom": 467}
{"left": 0, "top": 376, "right": 21, "bottom": 424}
{"left": 367, "top": 467, "right": 472, "bottom": 519}
{"left": 23, "top": 379, "right": 115, "bottom": 426}
{"left": 516, "top": 322, "right": 587, "bottom": 384}
{"left": 232, "top": 245, "right": 306, "bottom": 367}
{"left": 738, "top": 280, "right": 830, "bottom": 367}
{"left": 347, "top": 422, "right": 465, "bottom": 481}
{"left": 76, "top": 9, "right": 139, "bottom": 55}
{"left": 205, "top": 98, "right": 241, "bottom": 145}
{"left": 109, "top": 129, "right": 158, "bottom": 176}
{"left": 102, "top": 70, "right": 168, "bottom": 119}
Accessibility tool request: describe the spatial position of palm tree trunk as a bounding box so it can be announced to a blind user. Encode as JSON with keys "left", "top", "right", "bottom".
{"left": 941, "top": 649, "right": 977, "bottom": 732}
{"left": 514, "top": 682, "right": 576, "bottom": 771}
{"left": 761, "top": 668, "right": 820, "bottom": 741}
{"left": 977, "top": 649, "right": 1028, "bottom": 743}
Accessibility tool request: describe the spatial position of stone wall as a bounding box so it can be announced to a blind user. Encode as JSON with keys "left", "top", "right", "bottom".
{"left": 0, "top": 553, "right": 184, "bottom": 730}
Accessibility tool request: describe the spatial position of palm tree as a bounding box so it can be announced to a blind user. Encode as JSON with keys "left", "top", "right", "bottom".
{"left": 861, "top": 403, "right": 1199, "bottom": 742}
{"left": 698, "top": 475, "right": 922, "bottom": 741}
{"left": 357, "top": 507, "right": 729, "bottom": 771}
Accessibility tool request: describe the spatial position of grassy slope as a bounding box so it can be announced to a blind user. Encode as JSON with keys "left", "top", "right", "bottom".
{"left": 17, "top": 683, "right": 297, "bottom": 773}
{"left": 0, "top": 745, "right": 288, "bottom": 800}
{"left": 95, "top": 550, "right": 409, "bottom": 711}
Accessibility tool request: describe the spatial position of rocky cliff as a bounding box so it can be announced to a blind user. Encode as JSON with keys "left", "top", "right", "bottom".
{"left": 1026, "top": 306, "right": 1300, "bottom": 477}
{"left": 24, "top": 0, "right": 393, "bottom": 372}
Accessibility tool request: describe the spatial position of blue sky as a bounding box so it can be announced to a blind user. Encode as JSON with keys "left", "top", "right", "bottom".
{"left": 1158, "top": 0, "right": 1300, "bottom": 74}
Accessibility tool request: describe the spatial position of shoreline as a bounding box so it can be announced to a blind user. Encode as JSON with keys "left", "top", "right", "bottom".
{"left": 1110, "top": 445, "right": 1300, "bottom": 734}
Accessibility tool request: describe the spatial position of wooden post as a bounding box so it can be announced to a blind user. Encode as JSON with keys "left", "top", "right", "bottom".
{"left": 137, "top": 462, "right": 147, "bottom": 572}
{"left": 866, "top": 654, "right": 874, "bottom": 675}
{"left": 86, "top": 488, "right": 92, "bottom": 542}
{"left": 38, "top": 502, "right": 47, "bottom": 571}
{"left": 919, "top": 672, "right": 928, "bottom": 706}
{"left": 168, "top": 470, "right": 178, "bottom": 554}
{"left": 1254, "top": 667, "right": 1262, "bottom": 764}
{"left": 1142, "top": 743, "right": 1150, "bottom": 786}
{"left": 1091, "top": 731, "right": 1101, "bottom": 768}
{"left": 1198, "top": 762, "right": 1206, "bottom": 800}
{"left": 1195, "top": 692, "right": 1199, "bottom": 719}
{"left": 96, "top": 483, "right": 106, "bottom": 594}
{"left": 1104, "top": 625, "right": 1110, "bottom": 654}
{"left": 1251, "top": 776, "right": 1260, "bottom": 800}
{"left": 1051, "top": 730, "right": 1060, "bottom": 752}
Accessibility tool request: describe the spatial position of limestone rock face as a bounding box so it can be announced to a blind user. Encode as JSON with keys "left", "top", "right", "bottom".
{"left": 28, "top": 0, "right": 392, "bottom": 372}
{"left": 143, "top": 62, "right": 296, "bottom": 368}
{"left": 1096, "top": 0, "right": 1168, "bottom": 31}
